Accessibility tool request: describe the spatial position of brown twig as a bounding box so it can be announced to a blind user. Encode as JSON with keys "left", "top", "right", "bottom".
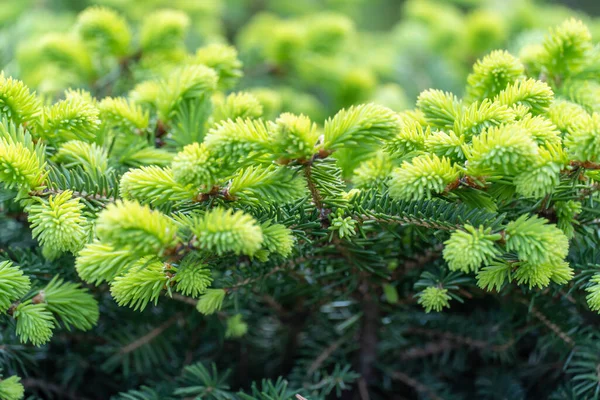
{"left": 518, "top": 298, "right": 575, "bottom": 347}
{"left": 570, "top": 160, "right": 600, "bottom": 170}
{"left": 358, "top": 279, "right": 379, "bottom": 387}
{"left": 119, "top": 313, "right": 182, "bottom": 355}
{"left": 389, "top": 370, "right": 445, "bottom": 400}
{"left": 402, "top": 327, "right": 516, "bottom": 355}
{"left": 358, "top": 378, "right": 371, "bottom": 400}
{"left": 358, "top": 215, "right": 457, "bottom": 231}
{"left": 22, "top": 378, "right": 92, "bottom": 400}
{"left": 171, "top": 260, "right": 299, "bottom": 306}
{"left": 307, "top": 336, "right": 346, "bottom": 375}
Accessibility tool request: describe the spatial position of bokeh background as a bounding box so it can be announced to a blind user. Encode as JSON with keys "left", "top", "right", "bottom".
{"left": 0, "top": 0, "right": 599, "bottom": 121}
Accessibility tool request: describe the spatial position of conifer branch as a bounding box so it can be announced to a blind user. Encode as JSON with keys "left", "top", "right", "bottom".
{"left": 2, "top": 7, "right": 600, "bottom": 399}
{"left": 388, "top": 370, "right": 445, "bottom": 400}
{"left": 30, "top": 187, "right": 117, "bottom": 203}
{"left": 518, "top": 299, "right": 575, "bottom": 347}
{"left": 307, "top": 336, "right": 346, "bottom": 375}
{"left": 21, "top": 378, "right": 91, "bottom": 400}
{"left": 404, "top": 327, "right": 517, "bottom": 353}
{"left": 118, "top": 313, "right": 182, "bottom": 355}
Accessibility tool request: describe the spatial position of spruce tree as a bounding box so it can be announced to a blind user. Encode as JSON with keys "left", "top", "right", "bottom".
{"left": 2, "top": 4, "right": 600, "bottom": 400}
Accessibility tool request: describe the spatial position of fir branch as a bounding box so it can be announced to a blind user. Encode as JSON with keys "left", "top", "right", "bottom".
{"left": 518, "top": 298, "right": 575, "bottom": 347}
{"left": 306, "top": 336, "right": 346, "bottom": 375}
{"left": 388, "top": 370, "right": 445, "bottom": 400}
{"left": 303, "top": 164, "right": 331, "bottom": 227}
{"left": 404, "top": 327, "right": 517, "bottom": 353}
{"left": 118, "top": 313, "right": 182, "bottom": 355}
{"left": 357, "top": 280, "right": 379, "bottom": 386}
{"left": 399, "top": 340, "right": 460, "bottom": 361}
{"left": 30, "top": 187, "right": 116, "bottom": 203}
{"left": 21, "top": 378, "right": 92, "bottom": 400}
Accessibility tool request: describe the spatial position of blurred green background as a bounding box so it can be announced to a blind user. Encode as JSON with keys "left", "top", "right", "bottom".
{"left": 1, "top": 0, "right": 599, "bottom": 121}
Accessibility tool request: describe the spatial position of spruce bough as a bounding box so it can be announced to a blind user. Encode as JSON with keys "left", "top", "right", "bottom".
{"left": 1, "top": 6, "right": 600, "bottom": 400}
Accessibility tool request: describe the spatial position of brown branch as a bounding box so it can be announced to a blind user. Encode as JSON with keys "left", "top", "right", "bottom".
{"left": 399, "top": 340, "right": 460, "bottom": 361}
{"left": 518, "top": 298, "right": 575, "bottom": 347}
{"left": 578, "top": 182, "right": 600, "bottom": 200}
{"left": 389, "top": 370, "right": 445, "bottom": 400}
{"left": 303, "top": 164, "right": 331, "bottom": 227}
{"left": 307, "top": 336, "right": 346, "bottom": 375}
{"left": 394, "top": 245, "right": 444, "bottom": 279}
{"left": 358, "top": 280, "right": 379, "bottom": 386}
{"left": 404, "top": 327, "right": 516, "bottom": 353}
{"left": 171, "top": 260, "right": 300, "bottom": 307}
{"left": 303, "top": 165, "right": 323, "bottom": 210}
{"left": 357, "top": 215, "right": 457, "bottom": 231}
{"left": 570, "top": 160, "right": 600, "bottom": 170}
{"left": 172, "top": 293, "right": 198, "bottom": 306}
{"left": 119, "top": 313, "right": 182, "bottom": 355}
{"left": 358, "top": 378, "right": 371, "bottom": 400}
{"left": 228, "top": 262, "right": 291, "bottom": 291}
{"left": 22, "top": 378, "right": 92, "bottom": 400}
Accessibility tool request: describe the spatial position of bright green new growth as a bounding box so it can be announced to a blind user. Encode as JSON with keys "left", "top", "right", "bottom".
{"left": 110, "top": 258, "right": 170, "bottom": 311}
{"left": 157, "top": 64, "right": 217, "bottom": 122}
{"left": 171, "top": 142, "right": 215, "bottom": 189}
{"left": 0, "top": 261, "right": 30, "bottom": 313}
{"left": 120, "top": 166, "right": 197, "bottom": 205}
{"left": 76, "top": 6, "right": 131, "bottom": 56}
{"left": 196, "top": 288, "right": 226, "bottom": 315}
{"left": 505, "top": 215, "right": 569, "bottom": 266}
{"left": 98, "top": 97, "right": 149, "bottom": 134}
{"left": 194, "top": 44, "right": 243, "bottom": 89}
{"left": 213, "top": 92, "right": 263, "bottom": 122}
{"left": 54, "top": 140, "right": 108, "bottom": 173}
{"left": 388, "top": 154, "right": 459, "bottom": 200}
{"left": 13, "top": 303, "right": 55, "bottom": 346}
{"left": 0, "top": 129, "right": 45, "bottom": 191}
{"left": 477, "top": 261, "right": 513, "bottom": 292}
{"left": 586, "top": 273, "right": 600, "bottom": 312}
{"left": 323, "top": 103, "right": 400, "bottom": 150}
{"left": 260, "top": 221, "right": 295, "bottom": 257}
{"left": 39, "top": 93, "right": 101, "bottom": 142}
{"left": 140, "top": 9, "right": 190, "bottom": 53}
{"left": 541, "top": 18, "right": 592, "bottom": 81}
{"left": 0, "top": 375, "right": 24, "bottom": 400}
{"left": 192, "top": 208, "right": 263, "bottom": 256}
{"left": 385, "top": 119, "right": 429, "bottom": 156}
{"left": 466, "top": 50, "right": 525, "bottom": 102}
{"left": 271, "top": 113, "right": 320, "bottom": 161}
{"left": 443, "top": 225, "right": 501, "bottom": 272}
{"left": 75, "top": 241, "right": 136, "bottom": 285}
{"left": 564, "top": 112, "right": 600, "bottom": 162}
{"left": 228, "top": 165, "right": 307, "bottom": 204}
{"left": 329, "top": 210, "right": 357, "bottom": 239}
{"left": 225, "top": 314, "right": 248, "bottom": 338}
{"left": 173, "top": 258, "right": 213, "bottom": 298}
{"left": 28, "top": 191, "right": 88, "bottom": 254}
{"left": 4, "top": 7, "right": 600, "bottom": 398}
{"left": 42, "top": 277, "right": 99, "bottom": 331}
{"left": 417, "top": 89, "right": 462, "bottom": 130}
{"left": 0, "top": 73, "right": 40, "bottom": 125}
{"left": 467, "top": 124, "right": 538, "bottom": 175}
{"left": 203, "top": 118, "right": 270, "bottom": 172}
{"left": 417, "top": 287, "right": 451, "bottom": 313}
{"left": 495, "top": 78, "right": 554, "bottom": 115}
{"left": 96, "top": 200, "right": 178, "bottom": 256}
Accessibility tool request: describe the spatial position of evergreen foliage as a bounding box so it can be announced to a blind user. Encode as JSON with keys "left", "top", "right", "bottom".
{"left": 2, "top": 2, "right": 600, "bottom": 400}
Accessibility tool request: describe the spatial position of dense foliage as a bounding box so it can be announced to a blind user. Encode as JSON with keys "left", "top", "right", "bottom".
{"left": 2, "top": 1, "right": 600, "bottom": 400}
